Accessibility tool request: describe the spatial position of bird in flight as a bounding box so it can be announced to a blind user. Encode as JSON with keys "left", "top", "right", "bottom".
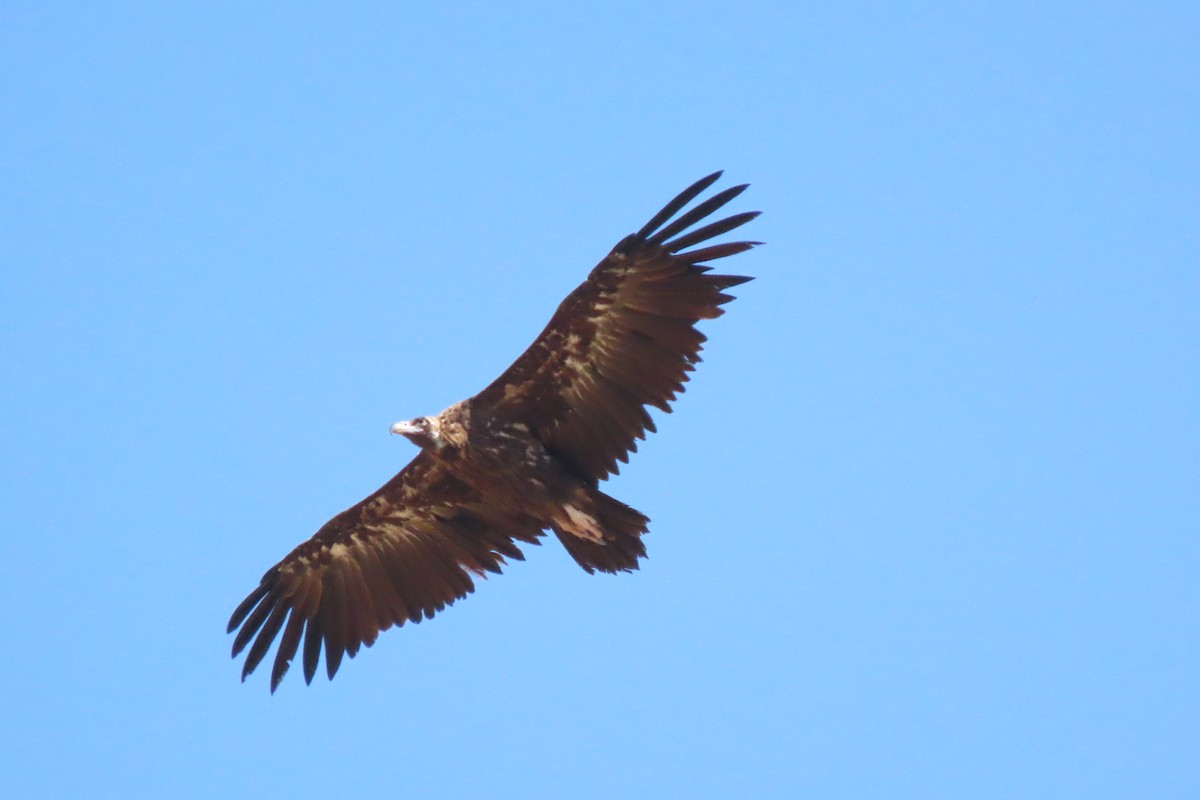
{"left": 228, "top": 171, "right": 759, "bottom": 691}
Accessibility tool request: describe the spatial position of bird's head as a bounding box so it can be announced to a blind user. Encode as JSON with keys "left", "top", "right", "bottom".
{"left": 391, "top": 401, "right": 469, "bottom": 453}
{"left": 389, "top": 415, "right": 444, "bottom": 450}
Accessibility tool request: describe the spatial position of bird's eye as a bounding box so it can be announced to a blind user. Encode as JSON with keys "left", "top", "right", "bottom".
{"left": 416, "top": 418, "right": 428, "bottom": 428}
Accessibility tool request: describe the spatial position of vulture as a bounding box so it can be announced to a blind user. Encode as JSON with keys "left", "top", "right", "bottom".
{"left": 228, "top": 171, "right": 759, "bottom": 691}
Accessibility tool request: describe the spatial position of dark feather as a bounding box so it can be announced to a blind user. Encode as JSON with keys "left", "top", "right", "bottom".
{"left": 270, "top": 611, "right": 305, "bottom": 692}
{"left": 665, "top": 211, "right": 761, "bottom": 252}
{"left": 302, "top": 617, "right": 322, "bottom": 684}
{"left": 227, "top": 583, "right": 269, "bottom": 635}
{"left": 648, "top": 184, "right": 749, "bottom": 245}
{"left": 242, "top": 602, "right": 288, "bottom": 681}
{"left": 633, "top": 171, "right": 724, "bottom": 241}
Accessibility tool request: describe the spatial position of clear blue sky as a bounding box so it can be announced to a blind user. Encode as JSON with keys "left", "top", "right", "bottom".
{"left": 2, "top": 2, "right": 1196, "bottom": 798}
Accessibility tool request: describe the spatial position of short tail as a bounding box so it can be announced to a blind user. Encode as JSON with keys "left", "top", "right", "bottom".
{"left": 551, "top": 490, "right": 649, "bottom": 574}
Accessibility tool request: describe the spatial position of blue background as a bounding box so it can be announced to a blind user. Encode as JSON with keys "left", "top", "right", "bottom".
{"left": 3, "top": 2, "right": 1196, "bottom": 797}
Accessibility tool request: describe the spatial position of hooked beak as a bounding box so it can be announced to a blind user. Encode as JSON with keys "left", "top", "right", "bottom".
{"left": 390, "top": 420, "right": 420, "bottom": 436}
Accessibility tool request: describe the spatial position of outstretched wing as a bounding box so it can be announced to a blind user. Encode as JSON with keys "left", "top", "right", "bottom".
{"left": 474, "top": 171, "right": 758, "bottom": 481}
{"left": 227, "top": 452, "right": 544, "bottom": 692}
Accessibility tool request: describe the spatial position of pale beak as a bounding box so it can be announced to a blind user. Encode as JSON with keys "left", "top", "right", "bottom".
{"left": 390, "top": 420, "right": 420, "bottom": 436}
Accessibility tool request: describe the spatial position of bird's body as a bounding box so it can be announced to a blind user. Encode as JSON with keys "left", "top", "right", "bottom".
{"left": 229, "top": 172, "right": 759, "bottom": 690}
{"left": 395, "top": 399, "right": 651, "bottom": 570}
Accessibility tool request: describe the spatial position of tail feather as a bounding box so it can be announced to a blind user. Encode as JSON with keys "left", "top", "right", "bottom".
{"left": 552, "top": 491, "right": 649, "bottom": 575}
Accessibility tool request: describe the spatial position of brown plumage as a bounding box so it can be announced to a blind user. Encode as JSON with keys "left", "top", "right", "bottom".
{"left": 228, "top": 171, "right": 759, "bottom": 691}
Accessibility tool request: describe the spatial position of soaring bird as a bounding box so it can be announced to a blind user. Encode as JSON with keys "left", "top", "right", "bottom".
{"left": 228, "top": 171, "right": 759, "bottom": 691}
